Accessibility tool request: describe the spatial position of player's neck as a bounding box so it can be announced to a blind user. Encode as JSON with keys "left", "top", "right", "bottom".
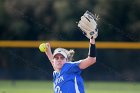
{"left": 55, "top": 68, "right": 61, "bottom": 72}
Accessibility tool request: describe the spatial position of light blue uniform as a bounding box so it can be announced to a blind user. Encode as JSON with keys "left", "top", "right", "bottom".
{"left": 53, "top": 61, "right": 85, "bottom": 93}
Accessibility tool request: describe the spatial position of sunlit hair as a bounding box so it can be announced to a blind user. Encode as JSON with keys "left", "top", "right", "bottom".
{"left": 67, "top": 49, "right": 75, "bottom": 61}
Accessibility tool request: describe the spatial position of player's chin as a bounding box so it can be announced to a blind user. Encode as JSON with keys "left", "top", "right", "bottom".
{"left": 55, "top": 64, "right": 61, "bottom": 68}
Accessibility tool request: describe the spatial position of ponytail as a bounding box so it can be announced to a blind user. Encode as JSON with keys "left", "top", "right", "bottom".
{"left": 67, "top": 49, "right": 75, "bottom": 61}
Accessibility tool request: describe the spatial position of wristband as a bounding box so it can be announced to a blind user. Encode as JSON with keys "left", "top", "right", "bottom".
{"left": 88, "top": 43, "right": 96, "bottom": 57}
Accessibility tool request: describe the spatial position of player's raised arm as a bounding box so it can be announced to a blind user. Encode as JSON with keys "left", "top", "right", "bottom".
{"left": 79, "top": 37, "right": 96, "bottom": 69}
{"left": 44, "top": 43, "right": 52, "bottom": 60}
{"left": 78, "top": 10, "right": 98, "bottom": 69}
{"left": 39, "top": 42, "right": 54, "bottom": 67}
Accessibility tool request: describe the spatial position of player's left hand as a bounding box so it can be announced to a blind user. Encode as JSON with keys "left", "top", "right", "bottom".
{"left": 78, "top": 11, "right": 99, "bottom": 39}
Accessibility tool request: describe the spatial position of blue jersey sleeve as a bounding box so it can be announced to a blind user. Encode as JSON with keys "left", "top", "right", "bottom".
{"left": 66, "top": 60, "right": 82, "bottom": 73}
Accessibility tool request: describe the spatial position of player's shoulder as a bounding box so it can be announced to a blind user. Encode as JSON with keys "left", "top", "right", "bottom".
{"left": 65, "top": 60, "right": 82, "bottom": 66}
{"left": 64, "top": 60, "right": 82, "bottom": 72}
{"left": 66, "top": 61, "right": 81, "bottom": 64}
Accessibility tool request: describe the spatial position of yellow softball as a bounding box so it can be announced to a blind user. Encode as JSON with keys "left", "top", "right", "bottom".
{"left": 39, "top": 43, "right": 47, "bottom": 52}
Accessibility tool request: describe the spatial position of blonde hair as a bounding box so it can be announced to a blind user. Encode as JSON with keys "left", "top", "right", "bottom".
{"left": 67, "top": 49, "right": 75, "bottom": 61}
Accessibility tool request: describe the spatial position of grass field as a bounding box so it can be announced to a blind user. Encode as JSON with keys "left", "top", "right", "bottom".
{"left": 0, "top": 80, "right": 140, "bottom": 93}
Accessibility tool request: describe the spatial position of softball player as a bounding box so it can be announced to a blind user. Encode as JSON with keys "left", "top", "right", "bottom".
{"left": 44, "top": 11, "right": 98, "bottom": 93}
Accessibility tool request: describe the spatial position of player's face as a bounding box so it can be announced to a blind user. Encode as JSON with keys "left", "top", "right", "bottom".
{"left": 53, "top": 54, "right": 67, "bottom": 70}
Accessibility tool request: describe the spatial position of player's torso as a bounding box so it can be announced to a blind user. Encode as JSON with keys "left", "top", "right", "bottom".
{"left": 53, "top": 63, "right": 85, "bottom": 93}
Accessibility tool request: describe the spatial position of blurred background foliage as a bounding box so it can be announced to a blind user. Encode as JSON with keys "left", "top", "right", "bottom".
{"left": 0, "top": 0, "right": 140, "bottom": 82}
{"left": 0, "top": 0, "right": 139, "bottom": 41}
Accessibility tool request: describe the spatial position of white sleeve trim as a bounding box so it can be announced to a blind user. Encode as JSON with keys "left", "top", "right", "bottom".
{"left": 67, "top": 60, "right": 83, "bottom": 64}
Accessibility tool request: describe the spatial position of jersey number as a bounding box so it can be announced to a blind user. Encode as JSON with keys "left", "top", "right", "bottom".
{"left": 55, "top": 86, "right": 62, "bottom": 93}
